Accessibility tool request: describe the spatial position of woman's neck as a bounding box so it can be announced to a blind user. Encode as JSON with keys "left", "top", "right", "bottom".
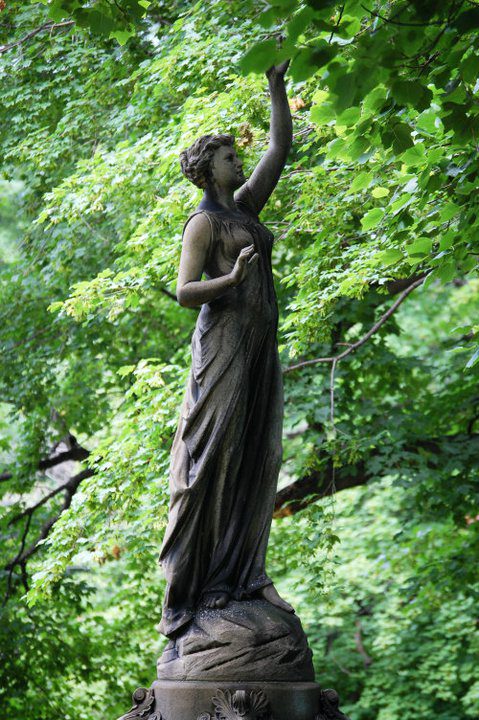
{"left": 203, "top": 187, "right": 237, "bottom": 212}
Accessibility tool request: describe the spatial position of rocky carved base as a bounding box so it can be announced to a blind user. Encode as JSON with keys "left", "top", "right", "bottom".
{"left": 157, "top": 599, "right": 314, "bottom": 682}
{"left": 118, "top": 681, "right": 350, "bottom": 720}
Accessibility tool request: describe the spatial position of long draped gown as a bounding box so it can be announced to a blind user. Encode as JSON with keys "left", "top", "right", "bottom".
{"left": 158, "top": 195, "right": 283, "bottom": 638}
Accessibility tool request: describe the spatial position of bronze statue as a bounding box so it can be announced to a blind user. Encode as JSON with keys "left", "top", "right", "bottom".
{"left": 158, "top": 62, "right": 293, "bottom": 639}
{"left": 119, "top": 59, "right": 350, "bottom": 720}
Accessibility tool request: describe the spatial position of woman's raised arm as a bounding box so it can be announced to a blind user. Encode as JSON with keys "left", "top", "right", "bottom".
{"left": 235, "top": 62, "right": 292, "bottom": 215}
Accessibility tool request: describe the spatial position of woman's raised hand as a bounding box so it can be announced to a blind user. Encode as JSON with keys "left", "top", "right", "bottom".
{"left": 230, "top": 245, "right": 259, "bottom": 286}
{"left": 266, "top": 59, "right": 290, "bottom": 83}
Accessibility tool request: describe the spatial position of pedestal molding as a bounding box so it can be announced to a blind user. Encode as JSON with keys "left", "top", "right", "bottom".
{"left": 117, "top": 681, "right": 350, "bottom": 720}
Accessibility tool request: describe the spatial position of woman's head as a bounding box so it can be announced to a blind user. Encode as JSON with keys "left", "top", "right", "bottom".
{"left": 180, "top": 134, "right": 244, "bottom": 191}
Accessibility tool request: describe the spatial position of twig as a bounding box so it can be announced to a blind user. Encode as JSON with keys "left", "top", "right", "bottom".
{"left": 330, "top": 358, "right": 337, "bottom": 425}
{"left": 284, "top": 276, "right": 426, "bottom": 374}
{"left": 329, "top": 4, "right": 345, "bottom": 43}
{"left": 8, "top": 480, "right": 74, "bottom": 525}
{"left": 0, "top": 20, "right": 75, "bottom": 54}
{"left": 161, "top": 287, "right": 178, "bottom": 301}
{"left": 360, "top": 4, "right": 443, "bottom": 26}
{"left": 20, "top": 561, "right": 29, "bottom": 593}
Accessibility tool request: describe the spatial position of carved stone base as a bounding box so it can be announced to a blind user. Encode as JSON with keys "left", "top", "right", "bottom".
{"left": 157, "top": 600, "right": 314, "bottom": 682}
{"left": 117, "top": 682, "right": 349, "bottom": 720}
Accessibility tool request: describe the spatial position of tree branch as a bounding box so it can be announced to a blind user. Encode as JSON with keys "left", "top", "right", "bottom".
{"left": 355, "top": 619, "right": 373, "bottom": 668}
{"left": 274, "top": 433, "right": 479, "bottom": 517}
{"left": 0, "top": 20, "right": 75, "bottom": 55}
{"left": 1, "top": 444, "right": 90, "bottom": 483}
{"left": 385, "top": 273, "right": 427, "bottom": 296}
{"left": 284, "top": 276, "right": 426, "bottom": 374}
{"left": 3, "top": 469, "right": 94, "bottom": 597}
{"left": 38, "top": 445, "right": 90, "bottom": 470}
{"left": 274, "top": 460, "right": 368, "bottom": 518}
{"left": 3, "top": 513, "right": 32, "bottom": 603}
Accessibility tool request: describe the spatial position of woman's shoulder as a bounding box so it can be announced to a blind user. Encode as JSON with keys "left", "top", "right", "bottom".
{"left": 184, "top": 210, "right": 216, "bottom": 232}
{"left": 182, "top": 212, "right": 217, "bottom": 253}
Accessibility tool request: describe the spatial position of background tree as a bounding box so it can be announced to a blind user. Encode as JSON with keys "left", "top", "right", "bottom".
{"left": 0, "top": 1, "right": 478, "bottom": 718}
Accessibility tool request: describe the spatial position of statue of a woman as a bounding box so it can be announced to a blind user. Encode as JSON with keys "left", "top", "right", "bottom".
{"left": 159, "top": 63, "right": 293, "bottom": 639}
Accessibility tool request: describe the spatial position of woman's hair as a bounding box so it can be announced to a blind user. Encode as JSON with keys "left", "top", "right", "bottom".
{"left": 180, "top": 134, "right": 235, "bottom": 189}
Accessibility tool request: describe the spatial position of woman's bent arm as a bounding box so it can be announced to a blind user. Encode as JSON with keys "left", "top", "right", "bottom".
{"left": 176, "top": 214, "right": 257, "bottom": 307}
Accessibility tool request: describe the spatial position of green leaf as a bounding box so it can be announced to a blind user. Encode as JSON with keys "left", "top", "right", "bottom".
{"left": 290, "top": 48, "right": 318, "bottom": 82}
{"left": 310, "top": 103, "right": 336, "bottom": 125}
{"left": 439, "top": 231, "right": 455, "bottom": 251}
{"left": 47, "top": 2, "right": 69, "bottom": 22}
{"left": 437, "top": 260, "right": 456, "bottom": 283}
{"left": 407, "top": 237, "right": 432, "bottom": 257}
{"left": 466, "top": 347, "right": 479, "bottom": 369}
{"left": 287, "top": 7, "right": 316, "bottom": 41}
{"left": 272, "top": 0, "right": 297, "bottom": 9}
{"left": 439, "top": 203, "right": 461, "bottom": 222}
{"left": 362, "top": 85, "right": 388, "bottom": 114}
{"left": 416, "top": 109, "right": 440, "bottom": 134}
{"left": 400, "top": 143, "right": 426, "bottom": 166}
{"left": 361, "top": 208, "right": 385, "bottom": 230}
{"left": 461, "top": 53, "right": 479, "bottom": 83}
{"left": 372, "top": 187, "right": 389, "bottom": 198}
{"left": 391, "top": 123, "right": 414, "bottom": 154}
{"left": 391, "top": 80, "right": 432, "bottom": 110}
{"left": 336, "top": 107, "right": 361, "bottom": 127}
{"left": 375, "top": 248, "right": 403, "bottom": 266}
{"left": 291, "top": 42, "right": 337, "bottom": 82}
{"left": 87, "top": 11, "right": 115, "bottom": 35}
{"left": 110, "top": 29, "right": 135, "bottom": 45}
{"left": 391, "top": 194, "right": 413, "bottom": 214}
{"left": 258, "top": 8, "right": 277, "bottom": 27}
{"left": 332, "top": 72, "right": 357, "bottom": 112}
{"left": 117, "top": 365, "right": 136, "bottom": 377}
{"left": 350, "top": 172, "right": 373, "bottom": 193}
{"left": 239, "top": 40, "right": 278, "bottom": 75}
{"left": 348, "top": 136, "right": 370, "bottom": 161}
{"left": 327, "top": 137, "right": 346, "bottom": 159}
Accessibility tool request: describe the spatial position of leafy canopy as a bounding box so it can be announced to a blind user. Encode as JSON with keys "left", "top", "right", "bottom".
{"left": 0, "top": 1, "right": 478, "bottom": 718}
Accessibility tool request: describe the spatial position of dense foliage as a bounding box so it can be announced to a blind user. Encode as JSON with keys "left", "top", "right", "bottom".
{"left": 1, "top": 1, "right": 478, "bottom": 718}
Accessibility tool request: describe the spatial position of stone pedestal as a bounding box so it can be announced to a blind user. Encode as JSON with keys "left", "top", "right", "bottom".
{"left": 119, "top": 683, "right": 347, "bottom": 720}
{"left": 117, "top": 600, "right": 350, "bottom": 720}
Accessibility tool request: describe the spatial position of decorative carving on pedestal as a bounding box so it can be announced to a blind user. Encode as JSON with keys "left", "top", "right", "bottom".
{"left": 198, "top": 689, "right": 274, "bottom": 720}
{"left": 316, "top": 689, "right": 349, "bottom": 720}
{"left": 118, "top": 687, "right": 164, "bottom": 720}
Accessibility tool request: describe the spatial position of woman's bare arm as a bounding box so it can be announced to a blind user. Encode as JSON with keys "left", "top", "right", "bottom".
{"left": 235, "top": 62, "right": 292, "bottom": 215}
{"left": 176, "top": 214, "right": 258, "bottom": 308}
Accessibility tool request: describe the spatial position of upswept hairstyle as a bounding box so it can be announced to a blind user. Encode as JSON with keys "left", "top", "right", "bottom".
{"left": 179, "top": 133, "right": 235, "bottom": 189}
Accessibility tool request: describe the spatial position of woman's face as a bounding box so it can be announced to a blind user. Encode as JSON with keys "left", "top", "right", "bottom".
{"left": 209, "top": 144, "right": 245, "bottom": 191}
